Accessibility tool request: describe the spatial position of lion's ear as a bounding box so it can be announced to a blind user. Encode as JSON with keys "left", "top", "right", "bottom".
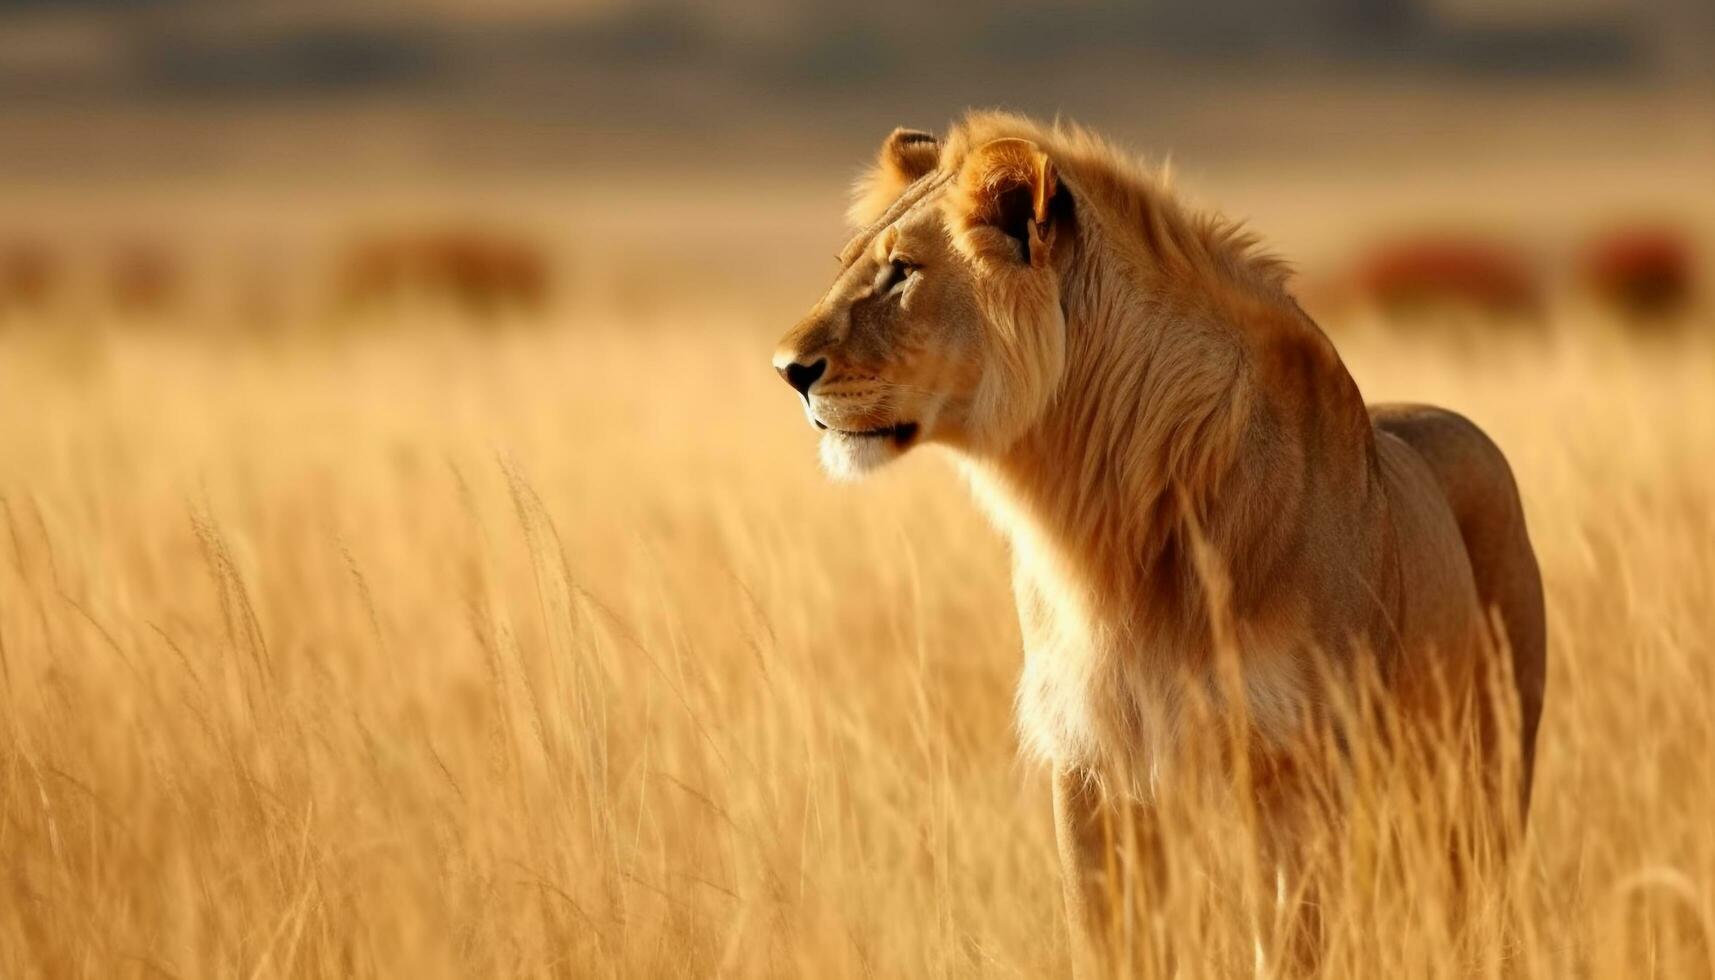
{"left": 951, "top": 137, "right": 1059, "bottom": 268}
{"left": 847, "top": 127, "right": 941, "bottom": 227}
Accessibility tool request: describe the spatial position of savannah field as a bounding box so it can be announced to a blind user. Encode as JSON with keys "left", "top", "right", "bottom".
{"left": 2, "top": 156, "right": 1715, "bottom": 980}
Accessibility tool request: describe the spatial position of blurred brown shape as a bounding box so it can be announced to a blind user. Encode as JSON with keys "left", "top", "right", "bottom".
{"left": 337, "top": 227, "right": 551, "bottom": 318}
{"left": 1, "top": 237, "right": 60, "bottom": 313}
{"left": 1577, "top": 224, "right": 1696, "bottom": 323}
{"left": 1351, "top": 234, "right": 1544, "bottom": 322}
{"left": 109, "top": 238, "right": 185, "bottom": 316}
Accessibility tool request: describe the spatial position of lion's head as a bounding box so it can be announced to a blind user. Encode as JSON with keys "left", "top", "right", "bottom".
{"left": 772, "top": 125, "right": 1074, "bottom": 479}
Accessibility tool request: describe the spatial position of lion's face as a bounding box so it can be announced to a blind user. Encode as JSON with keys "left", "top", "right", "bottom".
{"left": 774, "top": 129, "right": 1070, "bottom": 479}
{"left": 772, "top": 199, "right": 990, "bottom": 478}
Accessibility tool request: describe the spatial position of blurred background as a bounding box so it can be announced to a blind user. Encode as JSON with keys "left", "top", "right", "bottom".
{"left": 2, "top": 0, "right": 1712, "bottom": 331}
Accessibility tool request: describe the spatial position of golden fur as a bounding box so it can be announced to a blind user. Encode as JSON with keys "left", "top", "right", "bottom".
{"left": 773, "top": 111, "right": 1546, "bottom": 970}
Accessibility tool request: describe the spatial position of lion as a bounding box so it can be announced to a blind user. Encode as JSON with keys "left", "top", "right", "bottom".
{"left": 772, "top": 112, "right": 1546, "bottom": 973}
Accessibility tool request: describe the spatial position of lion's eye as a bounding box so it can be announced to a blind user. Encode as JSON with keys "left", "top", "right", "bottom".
{"left": 880, "top": 258, "right": 917, "bottom": 294}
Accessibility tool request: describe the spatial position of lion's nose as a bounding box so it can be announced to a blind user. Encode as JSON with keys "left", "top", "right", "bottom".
{"left": 776, "top": 357, "right": 827, "bottom": 397}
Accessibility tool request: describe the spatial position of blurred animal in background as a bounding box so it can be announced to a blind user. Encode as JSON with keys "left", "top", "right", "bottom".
{"left": 1344, "top": 233, "right": 1545, "bottom": 323}
{"left": 1576, "top": 224, "right": 1696, "bottom": 325}
{"left": 107, "top": 237, "right": 185, "bottom": 317}
{"left": 336, "top": 226, "right": 551, "bottom": 319}
{"left": 1301, "top": 224, "right": 1705, "bottom": 335}
{"left": 0, "top": 236, "right": 60, "bottom": 314}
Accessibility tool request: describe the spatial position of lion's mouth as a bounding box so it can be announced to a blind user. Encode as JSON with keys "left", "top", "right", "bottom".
{"left": 826, "top": 421, "right": 920, "bottom": 446}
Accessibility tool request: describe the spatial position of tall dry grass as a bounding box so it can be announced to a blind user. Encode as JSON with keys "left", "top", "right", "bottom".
{"left": 1, "top": 304, "right": 1712, "bottom": 977}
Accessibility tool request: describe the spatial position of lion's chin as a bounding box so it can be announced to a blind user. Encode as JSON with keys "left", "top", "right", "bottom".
{"left": 817, "top": 426, "right": 917, "bottom": 481}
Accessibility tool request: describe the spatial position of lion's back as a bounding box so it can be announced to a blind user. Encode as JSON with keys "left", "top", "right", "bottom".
{"left": 1371, "top": 403, "right": 1547, "bottom": 811}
